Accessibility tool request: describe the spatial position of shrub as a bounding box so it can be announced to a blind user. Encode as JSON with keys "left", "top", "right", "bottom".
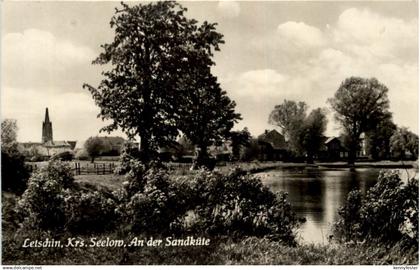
{"left": 1, "top": 143, "right": 30, "bottom": 194}
{"left": 16, "top": 161, "right": 75, "bottom": 230}
{"left": 116, "top": 159, "right": 297, "bottom": 243}
{"left": 64, "top": 190, "right": 118, "bottom": 233}
{"left": 188, "top": 169, "right": 297, "bottom": 243}
{"left": 124, "top": 169, "right": 188, "bottom": 233}
{"left": 334, "top": 170, "right": 419, "bottom": 248}
{"left": 16, "top": 160, "right": 121, "bottom": 233}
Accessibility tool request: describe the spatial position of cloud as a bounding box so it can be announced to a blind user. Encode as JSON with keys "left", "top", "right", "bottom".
{"left": 277, "top": 21, "right": 326, "bottom": 49}
{"left": 1, "top": 86, "right": 124, "bottom": 142}
{"left": 217, "top": 1, "right": 240, "bottom": 18}
{"left": 1, "top": 28, "right": 97, "bottom": 90}
{"left": 227, "top": 8, "right": 418, "bottom": 135}
{"left": 333, "top": 8, "right": 418, "bottom": 62}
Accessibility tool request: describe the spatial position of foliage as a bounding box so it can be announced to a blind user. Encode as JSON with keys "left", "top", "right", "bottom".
{"left": 334, "top": 170, "right": 418, "bottom": 248}
{"left": 390, "top": 127, "right": 419, "bottom": 160}
{"left": 84, "top": 136, "right": 105, "bottom": 162}
{"left": 269, "top": 101, "right": 327, "bottom": 162}
{"left": 2, "top": 231, "right": 418, "bottom": 264}
{"left": 1, "top": 144, "right": 30, "bottom": 194}
{"left": 177, "top": 70, "right": 241, "bottom": 168}
{"left": 16, "top": 160, "right": 120, "bottom": 234}
{"left": 187, "top": 169, "right": 297, "bottom": 243}
{"left": 329, "top": 77, "right": 391, "bottom": 164}
{"left": 83, "top": 1, "right": 225, "bottom": 160}
{"left": 230, "top": 128, "right": 251, "bottom": 161}
{"left": 239, "top": 138, "right": 261, "bottom": 161}
{"left": 1, "top": 119, "right": 29, "bottom": 194}
{"left": 269, "top": 100, "right": 307, "bottom": 153}
{"left": 365, "top": 114, "right": 396, "bottom": 160}
{"left": 64, "top": 190, "right": 118, "bottom": 233}
{"left": 1, "top": 119, "right": 18, "bottom": 145}
{"left": 16, "top": 161, "right": 73, "bottom": 230}
{"left": 298, "top": 108, "right": 328, "bottom": 163}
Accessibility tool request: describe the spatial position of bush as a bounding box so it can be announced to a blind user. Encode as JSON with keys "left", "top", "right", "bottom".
{"left": 1, "top": 143, "right": 30, "bottom": 194}
{"left": 16, "top": 162, "right": 70, "bottom": 230}
{"left": 116, "top": 161, "right": 297, "bottom": 243}
{"left": 334, "top": 170, "right": 419, "bottom": 248}
{"left": 120, "top": 169, "right": 188, "bottom": 234}
{"left": 16, "top": 160, "right": 121, "bottom": 233}
{"left": 64, "top": 190, "right": 118, "bottom": 233}
{"left": 188, "top": 169, "right": 297, "bottom": 243}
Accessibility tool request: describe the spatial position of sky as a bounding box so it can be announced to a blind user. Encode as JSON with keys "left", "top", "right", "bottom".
{"left": 1, "top": 0, "right": 418, "bottom": 142}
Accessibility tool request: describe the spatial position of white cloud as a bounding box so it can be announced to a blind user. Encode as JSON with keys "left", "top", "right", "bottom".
{"left": 277, "top": 21, "right": 326, "bottom": 49}
{"left": 217, "top": 0, "right": 240, "bottom": 19}
{"left": 227, "top": 8, "right": 418, "bottom": 135}
{"left": 333, "top": 8, "right": 418, "bottom": 62}
{"left": 1, "top": 28, "right": 97, "bottom": 90}
{"left": 1, "top": 86, "right": 124, "bottom": 142}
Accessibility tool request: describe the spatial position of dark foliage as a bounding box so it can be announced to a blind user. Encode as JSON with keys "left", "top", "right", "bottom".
{"left": 334, "top": 170, "right": 418, "bottom": 249}
{"left": 1, "top": 144, "right": 30, "bottom": 195}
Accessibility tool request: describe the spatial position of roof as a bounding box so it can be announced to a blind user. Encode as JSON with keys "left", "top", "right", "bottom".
{"left": 324, "top": 137, "right": 339, "bottom": 144}
{"left": 44, "top": 141, "right": 71, "bottom": 147}
{"left": 257, "top": 129, "right": 287, "bottom": 150}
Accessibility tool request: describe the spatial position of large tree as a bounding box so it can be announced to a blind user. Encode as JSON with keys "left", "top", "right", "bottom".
{"left": 299, "top": 108, "right": 328, "bottom": 163}
{"left": 83, "top": 1, "right": 224, "bottom": 162}
{"left": 269, "top": 100, "right": 308, "bottom": 154}
{"left": 329, "top": 77, "right": 390, "bottom": 164}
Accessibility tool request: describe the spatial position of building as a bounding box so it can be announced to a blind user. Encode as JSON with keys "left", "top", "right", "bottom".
{"left": 257, "top": 129, "right": 288, "bottom": 160}
{"left": 42, "top": 108, "right": 53, "bottom": 143}
{"left": 20, "top": 108, "right": 76, "bottom": 160}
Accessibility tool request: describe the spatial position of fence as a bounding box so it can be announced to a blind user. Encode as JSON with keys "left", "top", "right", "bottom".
{"left": 26, "top": 162, "right": 116, "bottom": 175}
{"left": 74, "top": 162, "right": 116, "bottom": 175}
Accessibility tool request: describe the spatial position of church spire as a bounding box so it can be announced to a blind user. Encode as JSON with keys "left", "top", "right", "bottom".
{"left": 42, "top": 107, "right": 53, "bottom": 143}
{"left": 45, "top": 107, "right": 50, "bottom": 123}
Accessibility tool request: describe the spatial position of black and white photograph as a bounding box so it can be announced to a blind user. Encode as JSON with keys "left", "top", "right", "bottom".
{"left": 1, "top": 0, "right": 419, "bottom": 266}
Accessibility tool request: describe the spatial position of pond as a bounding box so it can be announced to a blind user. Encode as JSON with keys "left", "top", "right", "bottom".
{"left": 256, "top": 167, "right": 418, "bottom": 244}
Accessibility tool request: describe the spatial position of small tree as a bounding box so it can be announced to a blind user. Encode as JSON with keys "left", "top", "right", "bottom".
{"left": 329, "top": 77, "right": 390, "bottom": 164}
{"left": 365, "top": 113, "right": 396, "bottom": 160}
{"left": 1, "top": 119, "right": 29, "bottom": 194}
{"left": 269, "top": 100, "right": 307, "bottom": 154}
{"left": 299, "top": 108, "right": 328, "bottom": 163}
{"left": 230, "top": 127, "right": 251, "bottom": 161}
{"left": 84, "top": 137, "right": 104, "bottom": 163}
{"left": 390, "top": 127, "right": 419, "bottom": 160}
{"left": 1, "top": 119, "right": 18, "bottom": 145}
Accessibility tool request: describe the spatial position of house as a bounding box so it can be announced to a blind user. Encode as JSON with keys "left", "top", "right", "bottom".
{"left": 209, "top": 141, "right": 233, "bottom": 161}
{"left": 320, "top": 137, "right": 348, "bottom": 161}
{"left": 257, "top": 130, "right": 287, "bottom": 161}
{"left": 320, "top": 134, "right": 368, "bottom": 161}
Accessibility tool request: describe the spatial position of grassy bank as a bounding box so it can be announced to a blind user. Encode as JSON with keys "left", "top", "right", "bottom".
{"left": 3, "top": 192, "right": 417, "bottom": 265}
{"left": 2, "top": 231, "right": 417, "bottom": 265}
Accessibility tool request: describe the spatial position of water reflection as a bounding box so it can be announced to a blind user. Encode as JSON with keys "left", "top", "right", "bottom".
{"left": 257, "top": 168, "right": 417, "bottom": 244}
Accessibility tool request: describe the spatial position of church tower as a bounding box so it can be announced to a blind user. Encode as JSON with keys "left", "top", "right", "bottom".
{"left": 42, "top": 108, "right": 53, "bottom": 143}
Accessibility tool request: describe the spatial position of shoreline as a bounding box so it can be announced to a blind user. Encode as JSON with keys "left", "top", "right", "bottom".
{"left": 232, "top": 160, "right": 418, "bottom": 174}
